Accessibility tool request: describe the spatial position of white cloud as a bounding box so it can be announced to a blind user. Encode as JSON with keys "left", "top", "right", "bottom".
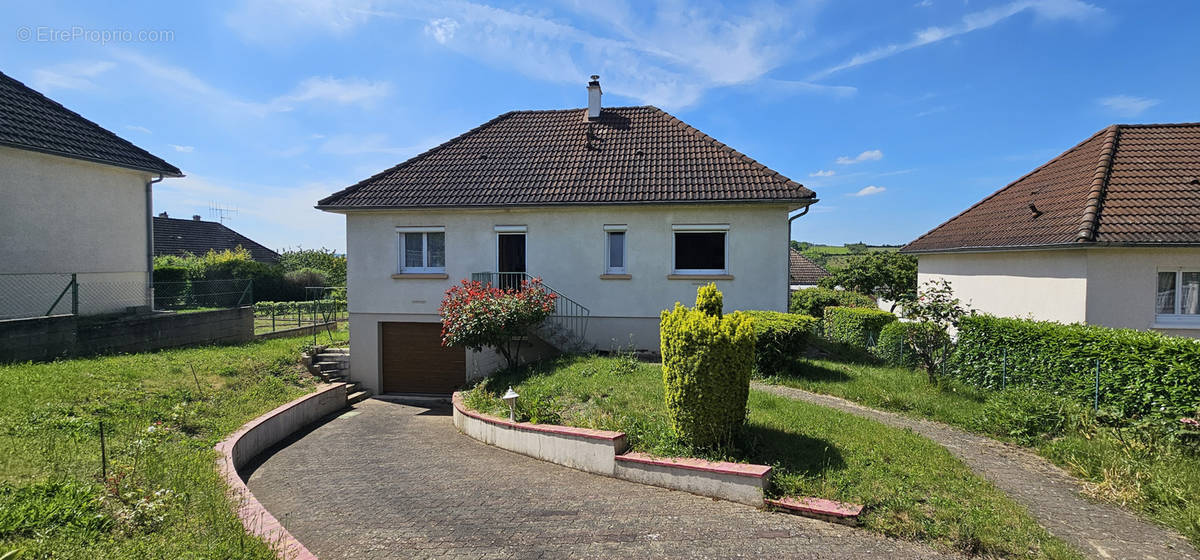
{"left": 425, "top": 17, "right": 459, "bottom": 44}
{"left": 126, "top": 125, "right": 152, "bottom": 134}
{"left": 226, "top": 0, "right": 382, "bottom": 44}
{"left": 849, "top": 185, "right": 886, "bottom": 197}
{"left": 810, "top": 0, "right": 1103, "bottom": 80}
{"left": 1097, "top": 95, "right": 1160, "bottom": 117}
{"left": 272, "top": 76, "right": 392, "bottom": 109}
{"left": 836, "top": 150, "right": 883, "bottom": 165}
{"left": 809, "top": 170, "right": 836, "bottom": 177}
{"left": 915, "top": 0, "right": 934, "bottom": 7}
{"left": 31, "top": 61, "right": 115, "bottom": 91}
{"left": 915, "top": 105, "right": 948, "bottom": 118}
{"left": 169, "top": 144, "right": 195, "bottom": 153}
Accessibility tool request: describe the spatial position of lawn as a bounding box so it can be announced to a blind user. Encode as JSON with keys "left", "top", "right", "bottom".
{"left": 465, "top": 354, "right": 1079, "bottom": 559}
{"left": 761, "top": 355, "right": 1200, "bottom": 550}
{"left": 0, "top": 327, "right": 347, "bottom": 559}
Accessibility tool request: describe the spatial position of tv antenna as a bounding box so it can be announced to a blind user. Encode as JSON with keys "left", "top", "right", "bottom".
{"left": 208, "top": 203, "right": 239, "bottom": 224}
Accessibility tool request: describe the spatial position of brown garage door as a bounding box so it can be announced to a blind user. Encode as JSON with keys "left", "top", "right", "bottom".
{"left": 380, "top": 322, "right": 466, "bottom": 394}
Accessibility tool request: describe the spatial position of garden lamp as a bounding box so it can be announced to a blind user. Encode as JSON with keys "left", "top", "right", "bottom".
{"left": 502, "top": 386, "right": 519, "bottom": 421}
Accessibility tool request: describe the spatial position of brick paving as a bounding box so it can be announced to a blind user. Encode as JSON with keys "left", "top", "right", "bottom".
{"left": 246, "top": 398, "right": 958, "bottom": 559}
{"left": 754, "top": 383, "right": 1199, "bottom": 560}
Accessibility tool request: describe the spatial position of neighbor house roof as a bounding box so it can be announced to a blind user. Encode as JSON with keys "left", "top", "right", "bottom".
{"left": 789, "top": 249, "right": 830, "bottom": 285}
{"left": 317, "top": 106, "right": 815, "bottom": 209}
{"left": 903, "top": 123, "right": 1200, "bottom": 253}
{"left": 154, "top": 216, "right": 280, "bottom": 263}
{"left": 0, "top": 70, "right": 181, "bottom": 177}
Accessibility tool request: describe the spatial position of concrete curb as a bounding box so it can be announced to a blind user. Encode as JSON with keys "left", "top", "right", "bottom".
{"left": 215, "top": 383, "right": 349, "bottom": 560}
{"left": 451, "top": 392, "right": 771, "bottom": 506}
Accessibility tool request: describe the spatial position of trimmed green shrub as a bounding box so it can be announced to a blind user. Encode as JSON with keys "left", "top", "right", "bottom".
{"left": 822, "top": 306, "right": 896, "bottom": 349}
{"left": 282, "top": 268, "right": 329, "bottom": 300}
{"left": 660, "top": 285, "right": 756, "bottom": 448}
{"left": 741, "top": 310, "right": 817, "bottom": 375}
{"left": 152, "top": 265, "right": 190, "bottom": 307}
{"left": 977, "top": 386, "right": 1093, "bottom": 445}
{"left": 873, "top": 320, "right": 920, "bottom": 368}
{"left": 789, "top": 287, "right": 875, "bottom": 317}
{"left": 951, "top": 314, "right": 1200, "bottom": 418}
{"left": 696, "top": 283, "right": 724, "bottom": 317}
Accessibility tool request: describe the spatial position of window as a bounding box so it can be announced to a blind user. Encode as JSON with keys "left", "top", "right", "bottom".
{"left": 1157, "top": 269, "right": 1200, "bottom": 318}
{"left": 397, "top": 228, "right": 445, "bottom": 273}
{"left": 605, "top": 225, "right": 627, "bottom": 274}
{"left": 672, "top": 225, "right": 728, "bottom": 274}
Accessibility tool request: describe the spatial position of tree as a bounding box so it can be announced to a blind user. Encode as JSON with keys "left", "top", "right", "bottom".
{"left": 900, "top": 279, "right": 972, "bottom": 382}
{"left": 845, "top": 242, "right": 868, "bottom": 254}
{"left": 788, "top": 240, "right": 812, "bottom": 252}
{"left": 819, "top": 251, "right": 917, "bottom": 311}
{"left": 438, "top": 278, "right": 557, "bottom": 369}
{"left": 278, "top": 247, "right": 347, "bottom": 286}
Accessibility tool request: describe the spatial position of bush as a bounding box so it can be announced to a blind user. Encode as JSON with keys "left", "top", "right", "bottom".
{"left": 951, "top": 314, "right": 1200, "bottom": 419}
{"left": 822, "top": 306, "right": 895, "bottom": 349}
{"left": 279, "top": 247, "right": 346, "bottom": 286}
{"left": 789, "top": 287, "right": 875, "bottom": 317}
{"left": 282, "top": 268, "right": 328, "bottom": 300}
{"left": 439, "top": 278, "right": 557, "bottom": 369}
{"left": 873, "top": 320, "right": 920, "bottom": 368}
{"left": 660, "top": 284, "right": 755, "bottom": 448}
{"left": 977, "top": 386, "right": 1093, "bottom": 445}
{"left": 152, "top": 265, "right": 189, "bottom": 307}
{"left": 741, "top": 310, "right": 817, "bottom": 375}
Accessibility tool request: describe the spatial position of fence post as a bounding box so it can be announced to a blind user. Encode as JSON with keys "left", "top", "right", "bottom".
{"left": 99, "top": 420, "right": 107, "bottom": 480}
{"left": 71, "top": 273, "right": 79, "bottom": 315}
{"left": 1002, "top": 347, "right": 1007, "bottom": 390}
{"left": 1094, "top": 359, "right": 1100, "bottom": 412}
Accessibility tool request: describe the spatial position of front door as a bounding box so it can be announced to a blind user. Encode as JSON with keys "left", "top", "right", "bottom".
{"left": 497, "top": 233, "right": 526, "bottom": 290}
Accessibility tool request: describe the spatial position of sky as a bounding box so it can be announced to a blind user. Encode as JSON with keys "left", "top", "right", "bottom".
{"left": 4, "top": 1, "right": 1198, "bottom": 252}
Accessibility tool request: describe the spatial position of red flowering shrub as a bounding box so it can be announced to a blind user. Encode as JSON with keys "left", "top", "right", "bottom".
{"left": 439, "top": 278, "right": 557, "bottom": 369}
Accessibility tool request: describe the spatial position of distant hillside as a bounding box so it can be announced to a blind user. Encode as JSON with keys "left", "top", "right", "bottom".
{"left": 790, "top": 241, "right": 902, "bottom": 269}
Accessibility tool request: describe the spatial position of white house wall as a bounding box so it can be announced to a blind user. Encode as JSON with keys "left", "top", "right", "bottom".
{"left": 1084, "top": 247, "right": 1200, "bottom": 337}
{"left": 0, "top": 146, "right": 152, "bottom": 317}
{"left": 916, "top": 250, "right": 1088, "bottom": 324}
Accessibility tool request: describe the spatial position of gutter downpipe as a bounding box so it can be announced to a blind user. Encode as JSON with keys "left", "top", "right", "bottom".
{"left": 786, "top": 203, "right": 813, "bottom": 310}
{"left": 146, "top": 174, "right": 164, "bottom": 311}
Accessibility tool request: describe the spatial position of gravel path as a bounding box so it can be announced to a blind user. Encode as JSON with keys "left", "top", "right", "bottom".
{"left": 245, "top": 398, "right": 959, "bottom": 559}
{"left": 753, "top": 382, "right": 1198, "bottom": 560}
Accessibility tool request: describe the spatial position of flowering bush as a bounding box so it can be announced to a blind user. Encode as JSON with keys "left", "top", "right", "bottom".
{"left": 439, "top": 278, "right": 557, "bottom": 369}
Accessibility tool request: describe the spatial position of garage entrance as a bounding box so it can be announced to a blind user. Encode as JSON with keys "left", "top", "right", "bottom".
{"left": 380, "top": 322, "right": 466, "bottom": 394}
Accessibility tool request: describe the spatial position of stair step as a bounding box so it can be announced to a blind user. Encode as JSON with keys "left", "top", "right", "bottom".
{"left": 347, "top": 390, "right": 370, "bottom": 405}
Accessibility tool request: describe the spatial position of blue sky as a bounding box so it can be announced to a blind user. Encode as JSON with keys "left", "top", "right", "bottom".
{"left": 4, "top": 1, "right": 1197, "bottom": 252}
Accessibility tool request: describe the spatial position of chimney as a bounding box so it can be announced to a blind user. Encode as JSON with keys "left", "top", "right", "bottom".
{"left": 158, "top": 211, "right": 168, "bottom": 218}
{"left": 586, "top": 75, "right": 602, "bottom": 120}
{"left": 192, "top": 214, "right": 202, "bottom": 221}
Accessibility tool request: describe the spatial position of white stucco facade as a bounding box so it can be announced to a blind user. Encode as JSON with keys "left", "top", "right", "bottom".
{"left": 340, "top": 202, "right": 796, "bottom": 392}
{"left": 916, "top": 246, "right": 1200, "bottom": 338}
{"left": 0, "top": 146, "right": 155, "bottom": 318}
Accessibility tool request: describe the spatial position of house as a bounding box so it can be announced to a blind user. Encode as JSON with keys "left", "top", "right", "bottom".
{"left": 0, "top": 70, "right": 182, "bottom": 319}
{"left": 789, "top": 248, "right": 830, "bottom": 290}
{"left": 318, "top": 77, "right": 816, "bottom": 395}
{"left": 154, "top": 213, "right": 281, "bottom": 263}
{"left": 902, "top": 123, "right": 1200, "bottom": 337}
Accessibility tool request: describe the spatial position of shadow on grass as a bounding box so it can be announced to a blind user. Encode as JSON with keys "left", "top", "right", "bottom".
{"left": 471, "top": 354, "right": 599, "bottom": 392}
{"left": 741, "top": 423, "right": 845, "bottom": 476}
{"left": 769, "top": 359, "right": 852, "bottom": 383}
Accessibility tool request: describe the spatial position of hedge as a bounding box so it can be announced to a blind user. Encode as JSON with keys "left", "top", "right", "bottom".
{"left": 789, "top": 287, "right": 875, "bottom": 317}
{"left": 660, "top": 285, "right": 755, "bottom": 448}
{"left": 873, "top": 320, "right": 920, "bottom": 368}
{"left": 822, "top": 306, "right": 896, "bottom": 349}
{"left": 741, "top": 310, "right": 817, "bottom": 374}
{"left": 950, "top": 314, "right": 1200, "bottom": 418}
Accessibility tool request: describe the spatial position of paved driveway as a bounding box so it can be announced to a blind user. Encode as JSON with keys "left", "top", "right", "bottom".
{"left": 246, "top": 398, "right": 956, "bottom": 559}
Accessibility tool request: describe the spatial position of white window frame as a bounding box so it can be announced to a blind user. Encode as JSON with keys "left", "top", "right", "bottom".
{"left": 671, "top": 224, "right": 730, "bottom": 275}
{"left": 396, "top": 226, "right": 446, "bottom": 274}
{"left": 604, "top": 225, "right": 627, "bottom": 274}
{"left": 1155, "top": 267, "right": 1200, "bottom": 326}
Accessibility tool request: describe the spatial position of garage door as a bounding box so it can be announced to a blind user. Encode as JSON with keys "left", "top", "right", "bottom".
{"left": 380, "top": 322, "right": 466, "bottom": 394}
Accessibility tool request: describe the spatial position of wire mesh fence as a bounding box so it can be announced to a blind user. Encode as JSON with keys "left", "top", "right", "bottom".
{"left": 0, "top": 273, "right": 254, "bottom": 320}
{"left": 253, "top": 287, "right": 347, "bottom": 335}
{"left": 152, "top": 279, "right": 253, "bottom": 311}
{"left": 0, "top": 272, "right": 77, "bottom": 319}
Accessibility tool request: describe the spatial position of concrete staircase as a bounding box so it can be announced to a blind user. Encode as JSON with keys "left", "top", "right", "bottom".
{"left": 308, "top": 347, "right": 370, "bottom": 405}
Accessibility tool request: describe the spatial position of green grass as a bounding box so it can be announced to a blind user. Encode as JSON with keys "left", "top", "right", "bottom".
{"left": 465, "top": 354, "right": 1079, "bottom": 559}
{"left": 762, "top": 354, "right": 1200, "bottom": 550}
{"left": 0, "top": 326, "right": 348, "bottom": 559}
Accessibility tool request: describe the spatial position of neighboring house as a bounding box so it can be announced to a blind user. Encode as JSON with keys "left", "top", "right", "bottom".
{"left": 154, "top": 213, "right": 281, "bottom": 263}
{"left": 789, "top": 248, "right": 830, "bottom": 290}
{"left": 902, "top": 123, "right": 1200, "bottom": 337}
{"left": 318, "top": 77, "right": 817, "bottom": 395}
{"left": 0, "top": 70, "right": 182, "bottom": 319}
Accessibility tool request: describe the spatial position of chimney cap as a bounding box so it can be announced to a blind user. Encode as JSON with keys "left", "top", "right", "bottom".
{"left": 192, "top": 214, "right": 202, "bottom": 221}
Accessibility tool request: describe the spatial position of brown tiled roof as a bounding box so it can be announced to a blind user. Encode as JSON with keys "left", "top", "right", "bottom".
{"left": 0, "top": 70, "right": 181, "bottom": 176}
{"left": 789, "top": 249, "right": 830, "bottom": 285}
{"left": 317, "top": 106, "right": 814, "bottom": 209}
{"left": 153, "top": 216, "right": 280, "bottom": 263}
{"left": 903, "top": 123, "right": 1200, "bottom": 253}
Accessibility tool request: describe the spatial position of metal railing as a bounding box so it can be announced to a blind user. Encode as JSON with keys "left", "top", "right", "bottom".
{"left": 470, "top": 271, "right": 591, "bottom": 344}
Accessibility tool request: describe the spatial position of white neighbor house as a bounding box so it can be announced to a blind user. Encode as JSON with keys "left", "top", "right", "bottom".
{"left": 0, "top": 70, "right": 182, "bottom": 319}
{"left": 903, "top": 123, "right": 1200, "bottom": 337}
{"left": 318, "top": 77, "right": 817, "bottom": 395}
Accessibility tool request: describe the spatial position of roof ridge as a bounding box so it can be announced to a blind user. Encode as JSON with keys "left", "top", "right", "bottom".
{"left": 0, "top": 71, "right": 181, "bottom": 176}
{"left": 1075, "top": 125, "right": 1122, "bottom": 242}
{"left": 902, "top": 124, "right": 1113, "bottom": 252}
